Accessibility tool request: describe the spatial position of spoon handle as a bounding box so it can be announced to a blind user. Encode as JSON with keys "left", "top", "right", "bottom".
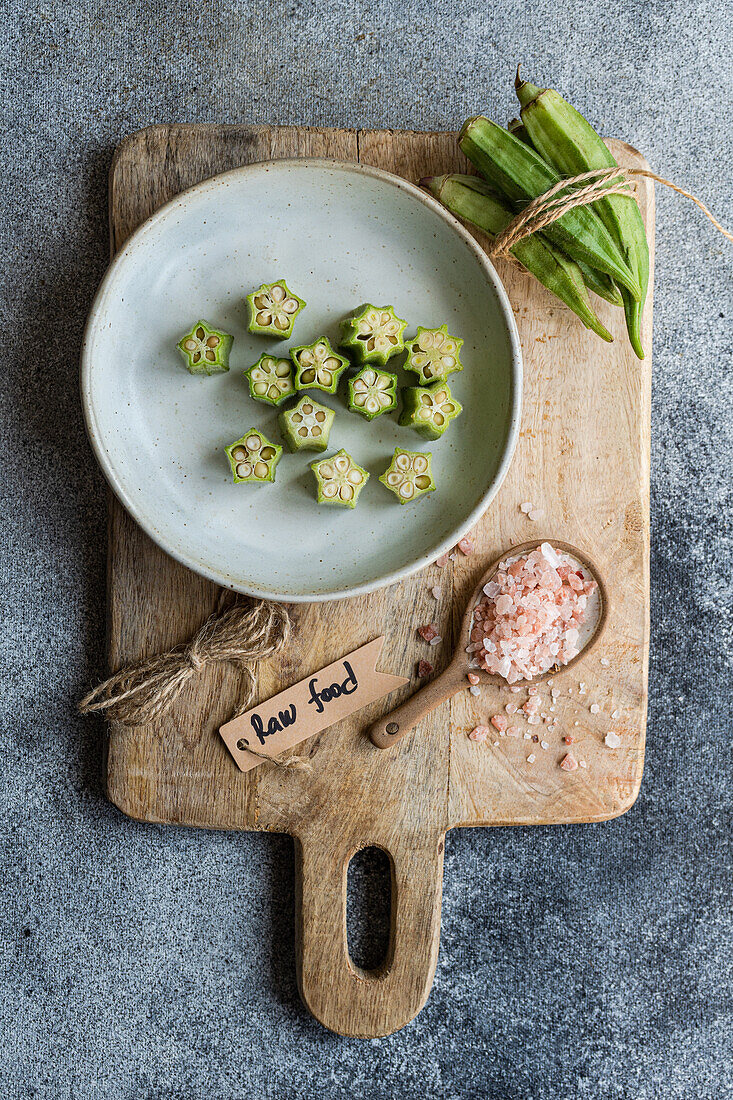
{"left": 369, "top": 663, "right": 464, "bottom": 748}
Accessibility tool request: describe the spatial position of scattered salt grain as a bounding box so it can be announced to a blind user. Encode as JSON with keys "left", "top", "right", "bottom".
{"left": 417, "top": 660, "right": 433, "bottom": 678}
{"left": 435, "top": 554, "right": 450, "bottom": 568}
{"left": 493, "top": 740, "right": 500, "bottom": 746}
{"left": 560, "top": 753, "right": 578, "bottom": 772}
{"left": 510, "top": 686, "right": 522, "bottom": 694}
{"left": 457, "top": 537, "right": 473, "bottom": 556}
{"left": 467, "top": 672, "right": 480, "bottom": 685}
{"left": 579, "top": 682, "right": 587, "bottom": 695}
{"left": 564, "top": 735, "right": 576, "bottom": 744}
{"left": 490, "top": 714, "right": 508, "bottom": 732}
{"left": 449, "top": 553, "right": 457, "bottom": 561}
{"left": 431, "top": 586, "right": 442, "bottom": 599}
{"left": 600, "top": 657, "right": 610, "bottom": 667}
{"left": 523, "top": 732, "right": 531, "bottom": 740}
{"left": 527, "top": 754, "right": 536, "bottom": 763}
{"left": 611, "top": 709, "right": 620, "bottom": 720}
{"left": 579, "top": 760, "right": 587, "bottom": 769}
{"left": 417, "top": 623, "right": 439, "bottom": 642}
{"left": 540, "top": 741, "right": 549, "bottom": 750}
{"left": 520, "top": 502, "right": 534, "bottom": 514}
{"left": 528, "top": 508, "right": 544, "bottom": 521}
{"left": 528, "top": 715, "right": 541, "bottom": 726}
{"left": 469, "top": 685, "right": 480, "bottom": 696}
{"left": 507, "top": 726, "right": 520, "bottom": 737}
{"left": 469, "top": 726, "right": 490, "bottom": 742}
{"left": 605, "top": 731, "right": 622, "bottom": 748}
{"left": 590, "top": 703, "right": 600, "bottom": 714}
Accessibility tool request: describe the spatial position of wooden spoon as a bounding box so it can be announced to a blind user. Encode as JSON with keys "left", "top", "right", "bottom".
{"left": 369, "top": 539, "right": 609, "bottom": 749}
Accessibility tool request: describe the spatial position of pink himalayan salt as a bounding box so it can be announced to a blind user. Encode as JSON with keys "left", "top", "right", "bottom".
{"left": 469, "top": 726, "right": 490, "bottom": 742}
{"left": 605, "top": 731, "right": 622, "bottom": 748}
{"left": 560, "top": 753, "right": 579, "bottom": 772}
{"left": 523, "top": 696, "right": 541, "bottom": 716}
{"left": 418, "top": 623, "right": 439, "bottom": 642}
{"left": 457, "top": 537, "right": 473, "bottom": 556}
{"left": 435, "top": 554, "right": 450, "bottom": 568}
{"left": 490, "top": 714, "right": 508, "bottom": 732}
{"left": 417, "top": 660, "right": 433, "bottom": 678}
{"left": 469, "top": 544, "right": 597, "bottom": 685}
{"left": 467, "top": 672, "right": 480, "bottom": 685}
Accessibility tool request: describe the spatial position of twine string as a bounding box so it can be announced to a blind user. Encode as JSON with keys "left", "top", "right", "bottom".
{"left": 78, "top": 595, "right": 307, "bottom": 771}
{"left": 488, "top": 166, "right": 733, "bottom": 258}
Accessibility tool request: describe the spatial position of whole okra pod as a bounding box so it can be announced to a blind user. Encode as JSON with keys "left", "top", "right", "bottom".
{"left": 423, "top": 174, "right": 612, "bottom": 342}
{"left": 459, "top": 117, "right": 641, "bottom": 302}
{"left": 515, "top": 72, "right": 649, "bottom": 358}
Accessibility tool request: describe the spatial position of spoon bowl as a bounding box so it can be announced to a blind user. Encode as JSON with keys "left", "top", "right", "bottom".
{"left": 369, "top": 539, "right": 609, "bottom": 749}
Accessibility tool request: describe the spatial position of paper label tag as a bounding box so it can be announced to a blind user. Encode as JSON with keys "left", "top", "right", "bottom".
{"left": 219, "top": 636, "right": 409, "bottom": 772}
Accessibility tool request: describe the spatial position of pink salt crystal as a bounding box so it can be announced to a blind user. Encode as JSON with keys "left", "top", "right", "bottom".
{"left": 428, "top": 635, "right": 442, "bottom": 647}
{"left": 527, "top": 715, "right": 541, "bottom": 726}
{"left": 431, "top": 586, "right": 442, "bottom": 599}
{"left": 520, "top": 501, "right": 534, "bottom": 514}
{"left": 527, "top": 754, "right": 536, "bottom": 763}
{"left": 469, "top": 726, "right": 490, "bottom": 742}
{"left": 457, "top": 537, "right": 473, "bottom": 556}
{"left": 469, "top": 686, "right": 480, "bottom": 696}
{"left": 505, "top": 703, "right": 518, "bottom": 714}
{"left": 611, "top": 709, "right": 620, "bottom": 720}
{"left": 523, "top": 696, "right": 541, "bottom": 716}
{"left": 560, "top": 753, "right": 578, "bottom": 772}
{"left": 449, "top": 553, "right": 457, "bottom": 561}
{"left": 417, "top": 623, "right": 439, "bottom": 642}
{"left": 605, "top": 731, "right": 622, "bottom": 748}
{"left": 528, "top": 685, "right": 538, "bottom": 697}
{"left": 490, "top": 714, "right": 508, "bottom": 732}
{"left": 435, "top": 554, "right": 450, "bottom": 568}
{"left": 579, "top": 760, "right": 587, "bottom": 769}
{"left": 540, "top": 740, "right": 549, "bottom": 750}
{"left": 467, "top": 672, "right": 480, "bottom": 685}
{"left": 507, "top": 726, "right": 520, "bottom": 737}
{"left": 600, "top": 657, "right": 610, "bottom": 667}
{"left": 590, "top": 703, "right": 600, "bottom": 714}
{"left": 417, "top": 660, "right": 433, "bottom": 678}
{"left": 528, "top": 508, "right": 544, "bottom": 521}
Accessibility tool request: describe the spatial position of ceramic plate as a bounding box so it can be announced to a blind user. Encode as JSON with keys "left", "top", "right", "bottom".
{"left": 81, "top": 159, "right": 521, "bottom": 601}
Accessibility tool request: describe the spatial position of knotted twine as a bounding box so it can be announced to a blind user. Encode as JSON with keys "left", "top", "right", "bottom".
{"left": 78, "top": 594, "right": 309, "bottom": 771}
{"left": 484, "top": 165, "right": 732, "bottom": 258}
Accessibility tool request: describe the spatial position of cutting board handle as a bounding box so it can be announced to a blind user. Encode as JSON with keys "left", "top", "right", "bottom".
{"left": 295, "top": 828, "right": 445, "bottom": 1037}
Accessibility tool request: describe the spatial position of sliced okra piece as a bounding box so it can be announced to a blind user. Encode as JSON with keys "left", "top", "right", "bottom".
{"left": 347, "top": 367, "right": 398, "bottom": 420}
{"left": 246, "top": 279, "right": 306, "bottom": 339}
{"left": 225, "top": 429, "right": 282, "bottom": 484}
{"left": 279, "top": 396, "right": 335, "bottom": 453}
{"left": 291, "top": 337, "right": 349, "bottom": 394}
{"left": 177, "top": 320, "right": 232, "bottom": 375}
{"left": 379, "top": 448, "right": 436, "bottom": 504}
{"left": 310, "top": 449, "right": 369, "bottom": 508}
{"left": 245, "top": 354, "right": 296, "bottom": 407}
{"left": 399, "top": 380, "right": 462, "bottom": 440}
{"left": 340, "top": 304, "right": 408, "bottom": 365}
{"left": 404, "top": 325, "right": 464, "bottom": 384}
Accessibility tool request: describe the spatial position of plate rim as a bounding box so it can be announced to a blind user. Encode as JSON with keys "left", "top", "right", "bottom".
{"left": 81, "top": 156, "right": 522, "bottom": 603}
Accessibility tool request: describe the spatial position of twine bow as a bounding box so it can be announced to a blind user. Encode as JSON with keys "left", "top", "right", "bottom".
{"left": 486, "top": 166, "right": 732, "bottom": 258}
{"left": 79, "top": 595, "right": 308, "bottom": 771}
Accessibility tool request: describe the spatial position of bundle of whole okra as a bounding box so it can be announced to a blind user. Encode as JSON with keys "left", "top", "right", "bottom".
{"left": 423, "top": 70, "right": 650, "bottom": 358}
{"left": 177, "top": 288, "right": 464, "bottom": 506}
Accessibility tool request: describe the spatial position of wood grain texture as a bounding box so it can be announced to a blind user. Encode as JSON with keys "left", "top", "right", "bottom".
{"left": 105, "top": 125, "right": 653, "bottom": 1037}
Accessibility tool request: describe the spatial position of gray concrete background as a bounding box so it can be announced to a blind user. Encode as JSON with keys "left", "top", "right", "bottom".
{"left": 1, "top": 0, "right": 731, "bottom": 1096}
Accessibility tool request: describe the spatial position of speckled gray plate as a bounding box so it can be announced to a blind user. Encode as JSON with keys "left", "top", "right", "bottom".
{"left": 81, "top": 159, "right": 521, "bottom": 602}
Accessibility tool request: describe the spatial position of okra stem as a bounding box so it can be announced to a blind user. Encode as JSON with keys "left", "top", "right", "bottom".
{"left": 515, "top": 72, "right": 649, "bottom": 358}
{"left": 459, "top": 116, "right": 641, "bottom": 301}
{"left": 423, "top": 174, "right": 612, "bottom": 341}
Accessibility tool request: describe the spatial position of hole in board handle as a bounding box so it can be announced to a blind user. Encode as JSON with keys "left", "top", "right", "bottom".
{"left": 386, "top": 722, "right": 399, "bottom": 735}
{"left": 346, "top": 846, "right": 393, "bottom": 974}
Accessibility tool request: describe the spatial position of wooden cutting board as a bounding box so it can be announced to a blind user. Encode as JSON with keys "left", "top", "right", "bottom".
{"left": 105, "top": 124, "right": 653, "bottom": 1038}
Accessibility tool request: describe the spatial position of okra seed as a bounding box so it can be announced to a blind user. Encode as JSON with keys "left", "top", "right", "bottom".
{"left": 323, "top": 482, "right": 338, "bottom": 498}
{"left": 395, "top": 454, "right": 410, "bottom": 471}
{"left": 275, "top": 363, "right": 291, "bottom": 377}
{"left": 183, "top": 339, "right": 197, "bottom": 351}
{"left": 320, "top": 370, "right": 333, "bottom": 385}
{"left": 347, "top": 470, "right": 363, "bottom": 485}
{"left": 275, "top": 317, "right": 289, "bottom": 330}
{"left": 312, "top": 426, "right": 322, "bottom": 437}
{"left": 236, "top": 461, "right": 252, "bottom": 478}
{"left": 260, "top": 447, "right": 276, "bottom": 460}
{"left": 339, "top": 485, "right": 353, "bottom": 501}
{"left": 254, "top": 461, "right": 268, "bottom": 478}
{"left": 320, "top": 464, "right": 334, "bottom": 478}
{"left": 413, "top": 455, "right": 429, "bottom": 474}
{"left": 415, "top": 475, "right": 431, "bottom": 489}
{"left": 315, "top": 411, "right": 326, "bottom": 422}
{"left": 195, "top": 327, "right": 205, "bottom": 341}
{"left": 434, "top": 413, "right": 445, "bottom": 426}
{"left": 206, "top": 336, "right": 220, "bottom": 348}
{"left": 301, "top": 369, "right": 316, "bottom": 384}
{"left": 267, "top": 386, "right": 279, "bottom": 398}
{"left": 271, "top": 284, "right": 286, "bottom": 303}
{"left": 334, "top": 457, "right": 349, "bottom": 473}
{"left": 231, "top": 447, "right": 247, "bottom": 461}
{"left": 400, "top": 482, "right": 415, "bottom": 498}
{"left": 441, "top": 356, "right": 455, "bottom": 369}
{"left": 256, "top": 311, "right": 272, "bottom": 325}
{"left": 192, "top": 352, "right": 201, "bottom": 363}
{"left": 387, "top": 472, "right": 401, "bottom": 486}
{"left": 205, "top": 350, "right": 216, "bottom": 361}
{"left": 298, "top": 427, "right": 308, "bottom": 437}
{"left": 246, "top": 435, "right": 261, "bottom": 450}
